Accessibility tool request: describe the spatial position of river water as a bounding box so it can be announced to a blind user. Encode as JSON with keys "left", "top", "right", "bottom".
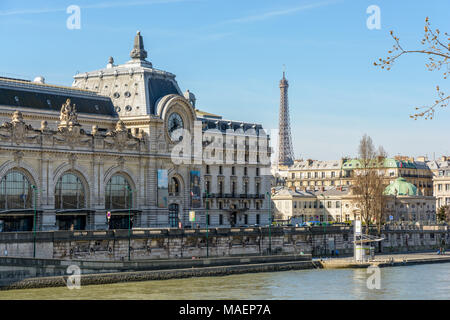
{"left": 1, "top": 263, "right": 450, "bottom": 300}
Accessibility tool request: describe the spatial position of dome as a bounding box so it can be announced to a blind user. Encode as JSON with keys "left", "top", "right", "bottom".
{"left": 383, "top": 177, "right": 417, "bottom": 196}
{"left": 33, "top": 76, "right": 45, "bottom": 84}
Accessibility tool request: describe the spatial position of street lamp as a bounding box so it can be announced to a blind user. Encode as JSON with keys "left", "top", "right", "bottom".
{"left": 126, "top": 185, "right": 133, "bottom": 261}
{"left": 205, "top": 190, "right": 209, "bottom": 258}
{"left": 266, "top": 191, "right": 272, "bottom": 255}
{"left": 31, "top": 185, "right": 37, "bottom": 258}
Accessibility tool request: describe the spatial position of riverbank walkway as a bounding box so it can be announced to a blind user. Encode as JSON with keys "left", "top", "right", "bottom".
{"left": 318, "top": 251, "right": 450, "bottom": 269}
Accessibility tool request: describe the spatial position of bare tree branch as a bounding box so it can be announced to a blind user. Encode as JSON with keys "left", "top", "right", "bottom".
{"left": 374, "top": 17, "right": 449, "bottom": 119}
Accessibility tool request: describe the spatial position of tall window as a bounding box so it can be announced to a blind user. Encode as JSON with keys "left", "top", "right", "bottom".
{"left": 55, "top": 173, "right": 85, "bottom": 209}
{"left": 168, "top": 203, "right": 179, "bottom": 227}
{"left": 0, "top": 170, "right": 32, "bottom": 209}
{"left": 218, "top": 181, "right": 223, "bottom": 195}
{"left": 105, "top": 174, "right": 131, "bottom": 210}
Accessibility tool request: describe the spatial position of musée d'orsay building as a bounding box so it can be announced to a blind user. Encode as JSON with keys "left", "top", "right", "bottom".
{"left": 0, "top": 32, "right": 271, "bottom": 232}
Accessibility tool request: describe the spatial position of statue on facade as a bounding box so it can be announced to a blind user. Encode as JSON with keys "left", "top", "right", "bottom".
{"left": 59, "top": 99, "right": 79, "bottom": 127}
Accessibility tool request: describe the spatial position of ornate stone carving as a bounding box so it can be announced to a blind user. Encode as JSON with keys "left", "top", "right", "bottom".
{"left": 40, "top": 120, "right": 49, "bottom": 132}
{"left": 68, "top": 153, "right": 77, "bottom": 168}
{"left": 54, "top": 99, "right": 91, "bottom": 148}
{"left": 59, "top": 99, "right": 79, "bottom": 128}
{"left": 117, "top": 156, "right": 125, "bottom": 169}
{"left": 91, "top": 125, "right": 98, "bottom": 136}
{"left": 104, "top": 120, "right": 138, "bottom": 151}
{"left": 0, "top": 111, "right": 37, "bottom": 145}
{"left": 13, "top": 150, "right": 24, "bottom": 163}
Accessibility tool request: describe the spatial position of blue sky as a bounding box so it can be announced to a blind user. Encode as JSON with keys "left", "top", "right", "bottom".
{"left": 0, "top": 0, "right": 449, "bottom": 160}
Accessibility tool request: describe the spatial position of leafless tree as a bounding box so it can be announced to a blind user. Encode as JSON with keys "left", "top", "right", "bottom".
{"left": 374, "top": 17, "right": 449, "bottom": 120}
{"left": 352, "top": 134, "right": 388, "bottom": 234}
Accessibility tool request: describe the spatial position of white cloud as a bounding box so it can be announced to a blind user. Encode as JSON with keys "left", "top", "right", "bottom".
{"left": 221, "top": 0, "right": 341, "bottom": 25}
{"left": 0, "top": 0, "right": 194, "bottom": 17}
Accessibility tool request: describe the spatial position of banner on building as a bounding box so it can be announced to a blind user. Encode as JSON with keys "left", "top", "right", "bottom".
{"left": 190, "top": 170, "right": 201, "bottom": 208}
{"left": 157, "top": 169, "right": 168, "bottom": 208}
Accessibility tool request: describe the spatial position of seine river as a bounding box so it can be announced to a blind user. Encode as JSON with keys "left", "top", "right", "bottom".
{"left": 1, "top": 263, "right": 450, "bottom": 300}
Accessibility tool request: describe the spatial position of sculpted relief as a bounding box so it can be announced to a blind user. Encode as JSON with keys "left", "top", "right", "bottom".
{"left": 104, "top": 120, "right": 140, "bottom": 152}
{"left": 0, "top": 99, "right": 144, "bottom": 152}
{"left": 0, "top": 111, "right": 38, "bottom": 145}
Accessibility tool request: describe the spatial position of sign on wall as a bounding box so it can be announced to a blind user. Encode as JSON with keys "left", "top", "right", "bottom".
{"left": 189, "top": 211, "right": 196, "bottom": 222}
{"left": 190, "top": 170, "right": 201, "bottom": 208}
{"left": 157, "top": 169, "right": 168, "bottom": 208}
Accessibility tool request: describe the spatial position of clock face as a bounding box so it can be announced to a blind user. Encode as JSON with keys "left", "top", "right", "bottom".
{"left": 167, "top": 112, "right": 184, "bottom": 141}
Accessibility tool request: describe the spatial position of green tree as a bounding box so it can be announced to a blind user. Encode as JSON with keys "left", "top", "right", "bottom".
{"left": 437, "top": 205, "right": 450, "bottom": 223}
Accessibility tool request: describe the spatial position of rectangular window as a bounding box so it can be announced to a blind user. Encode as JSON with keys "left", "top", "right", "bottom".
{"left": 244, "top": 214, "right": 248, "bottom": 225}
{"left": 327, "top": 201, "right": 332, "bottom": 208}
{"left": 219, "top": 166, "right": 223, "bottom": 175}
{"left": 219, "top": 214, "right": 223, "bottom": 225}
{"left": 256, "top": 214, "right": 260, "bottom": 225}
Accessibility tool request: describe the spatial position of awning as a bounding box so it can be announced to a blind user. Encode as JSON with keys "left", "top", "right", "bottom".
{"left": 0, "top": 209, "right": 42, "bottom": 217}
{"left": 106, "top": 209, "right": 142, "bottom": 215}
{"left": 55, "top": 209, "right": 95, "bottom": 216}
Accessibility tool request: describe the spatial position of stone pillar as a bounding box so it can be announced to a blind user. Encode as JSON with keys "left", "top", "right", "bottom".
{"left": 93, "top": 158, "right": 107, "bottom": 230}
{"left": 40, "top": 156, "right": 56, "bottom": 231}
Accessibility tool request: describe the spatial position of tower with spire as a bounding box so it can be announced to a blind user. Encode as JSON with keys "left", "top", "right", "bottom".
{"left": 278, "top": 71, "right": 294, "bottom": 167}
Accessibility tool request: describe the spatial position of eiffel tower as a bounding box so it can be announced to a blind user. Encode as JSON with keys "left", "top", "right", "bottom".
{"left": 278, "top": 71, "right": 294, "bottom": 167}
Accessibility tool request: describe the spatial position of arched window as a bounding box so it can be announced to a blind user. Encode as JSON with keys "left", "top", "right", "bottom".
{"left": 169, "top": 177, "right": 180, "bottom": 196}
{"left": 55, "top": 173, "right": 86, "bottom": 209}
{"left": 0, "top": 170, "right": 33, "bottom": 209}
{"left": 105, "top": 174, "right": 131, "bottom": 209}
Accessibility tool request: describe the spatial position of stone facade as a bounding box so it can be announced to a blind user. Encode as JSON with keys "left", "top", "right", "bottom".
{"left": 282, "top": 156, "right": 434, "bottom": 196}
{"left": 0, "top": 32, "right": 271, "bottom": 232}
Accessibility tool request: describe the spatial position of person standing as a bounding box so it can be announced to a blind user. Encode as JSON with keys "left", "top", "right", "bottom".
{"left": 441, "top": 237, "right": 446, "bottom": 255}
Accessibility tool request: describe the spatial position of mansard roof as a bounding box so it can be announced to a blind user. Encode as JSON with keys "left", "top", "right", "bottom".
{"left": 0, "top": 78, "right": 117, "bottom": 117}
{"left": 197, "top": 114, "right": 265, "bottom": 135}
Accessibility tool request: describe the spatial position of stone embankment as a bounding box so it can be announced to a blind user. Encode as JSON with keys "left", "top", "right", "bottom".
{"left": 319, "top": 252, "right": 450, "bottom": 269}
{"left": 0, "top": 254, "right": 315, "bottom": 290}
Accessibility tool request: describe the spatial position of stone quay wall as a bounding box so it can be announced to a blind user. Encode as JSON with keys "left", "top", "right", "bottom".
{"left": 0, "top": 225, "right": 448, "bottom": 261}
